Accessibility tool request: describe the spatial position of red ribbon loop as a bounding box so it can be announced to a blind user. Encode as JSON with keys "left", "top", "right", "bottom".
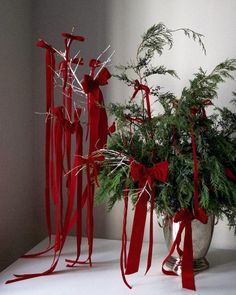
{"left": 61, "top": 32, "right": 85, "bottom": 42}
{"left": 89, "top": 59, "right": 102, "bottom": 69}
{"left": 36, "top": 39, "right": 55, "bottom": 52}
{"left": 72, "top": 57, "right": 84, "bottom": 65}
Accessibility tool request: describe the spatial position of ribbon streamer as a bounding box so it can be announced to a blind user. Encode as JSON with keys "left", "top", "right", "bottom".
{"left": 162, "top": 112, "right": 208, "bottom": 290}
{"left": 122, "top": 160, "right": 168, "bottom": 287}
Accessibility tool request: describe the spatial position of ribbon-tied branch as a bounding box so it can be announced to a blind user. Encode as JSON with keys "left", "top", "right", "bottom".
{"left": 132, "top": 79, "right": 152, "bottom": 121}
{"left": 82, "top": 66, "right": 111, "bottom": 152}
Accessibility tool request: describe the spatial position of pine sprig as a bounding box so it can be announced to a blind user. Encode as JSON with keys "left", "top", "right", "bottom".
{"left": 170, "top": 28, "right": 206, "bottom": 54}
{"left": 143, "top": 65, "right": 179, "bottom": 78}
{"left": 139, "top": 23, "right": 173, "bottom": 56}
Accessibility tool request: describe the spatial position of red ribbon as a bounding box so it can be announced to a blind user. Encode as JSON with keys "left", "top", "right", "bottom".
{"left": 132, "top": 79, "right": 151, "bottom": 121}
{"left": 162, "top": 208, "right": 208, "bottom": 291}
{"left": 224, "top": 167, "right": 236, "bottom": 181}
{"left": 123, "top": 160, "right": 168, "bottom": 286}
{"left": 82, "top": 66, "right": 111, "bottom": 152}
{"left": 24, "top": 40, "right": 56, "bottom": 255}
{"left": 6, "top": 109, "right": 84, "bottom": 284}
{"left": 120, "top": 189, "right": 132, "bottom": 289}
{"left": 65, "top": 153, "right": 105, "bottom": 267}
{"left": 162, "top": 115, "right": 208, "bottom": 290}
{"left": 60, "top": 32, "right": 85, "bottom": 89}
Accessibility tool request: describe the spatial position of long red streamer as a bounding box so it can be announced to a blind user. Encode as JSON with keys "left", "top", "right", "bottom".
{"left": 123, "top": 161, "right": 168, "bottom": 286}
{"left": 162, "top": 120, "right": 208, "bottom": 290}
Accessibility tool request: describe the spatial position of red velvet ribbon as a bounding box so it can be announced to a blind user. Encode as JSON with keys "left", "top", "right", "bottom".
{"left": 120, "top": 189, "right": 132, "bottom": 289}
{"left": 125, "top": 114, "right": 144, "bottom": 124}
{"left": 82, "top": 66, "right": 111, "bottom": 152}
{"left": 65, "top": 154, "right": 105, "bottom": 267}
{"left": 162, "top": 208, "right": 208, "bottom": 291}
{"left": 60, "top": 32, "right": 85, "bottom": 89}
{"left": 123, "top": 160, "right": 168, "bottom": 286}
{"left": 224, "top": 167, "right": 236, "bottom": 181}
{"left": 108, "top": 121, "right": 116, "bottom": 135}
{"left": 132, "top": 79, "right": 151, "bottom": 121}
{"left": 6, "top": 109, "right": 84, "bottom": 284}
{"left": 66, "top": 61, "right": 110, "bottom": 268}
{"left": 24, "top": 40, "right": 56, "bottom": 256}
{"left": 162, "top": 115, "right": 208, "bottom": 290}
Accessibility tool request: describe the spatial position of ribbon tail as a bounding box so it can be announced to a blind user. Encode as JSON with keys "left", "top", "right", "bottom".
{"left": 22, "top": 244, "right": 55, "bottom": 258}
{"left": 66, "top": 125, "right": 83, "bottom": 267}
{"left": 125, "top": 192, "right": 148, "bottom": 275}
{"left": 120, "top": 190, "right": 132, "bottom": 289}
{"left": 182, "top": 221, "right": 196, "bottom": 290}
{"left": 145, "top": 187, "right": 154, "bottom": 274}
{"left": 145, "top": 91, "right": 152, "bottom": 121}
{"left": 44, "top": 48, "right": 55, "bottom": 248}
{"left": 162, "top": 221, "right": 185, "bottom": 276}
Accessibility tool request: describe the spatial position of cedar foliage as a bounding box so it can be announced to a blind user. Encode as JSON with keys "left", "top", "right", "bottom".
{"left": 95, "top": 23, "right": 236, "bottom": 232}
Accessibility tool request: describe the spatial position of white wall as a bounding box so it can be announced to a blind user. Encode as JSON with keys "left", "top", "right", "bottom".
{"left": 0, "top": 0, "right": 45, "bottom": 271}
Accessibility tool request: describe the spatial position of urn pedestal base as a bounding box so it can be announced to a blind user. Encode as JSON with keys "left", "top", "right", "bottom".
{"left": 165, "top": 256, "right": 209, "bottom": 275}
{"left": 162, "top": 214, "right": 215, "bottom": 275}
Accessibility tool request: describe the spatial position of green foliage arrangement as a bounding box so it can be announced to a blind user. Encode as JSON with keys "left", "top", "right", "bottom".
{"left": 95, "top": 23, "right": 236, "bottom": 232}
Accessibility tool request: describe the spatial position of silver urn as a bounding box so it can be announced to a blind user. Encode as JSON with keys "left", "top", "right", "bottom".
{"left": 162, "top": 214, "right": 215, "bottom": 274}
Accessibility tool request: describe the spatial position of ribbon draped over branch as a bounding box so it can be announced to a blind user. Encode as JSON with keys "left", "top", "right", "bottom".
{"left": 132, "top": 79, "right": 152, "bottom": 121}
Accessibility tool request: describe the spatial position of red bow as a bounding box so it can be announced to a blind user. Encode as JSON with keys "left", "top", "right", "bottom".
{"left": 130, "top": 161, "right": 168, "bottom": 186}
{"left": 162, "top": 208, "right": 208, "bottom": 291}
{"left": 82, "top": 67, "right": 111, "bottom": 152}
{"left": 132, "top": 79, "right": 151, "bottom": 121}
{"left": 123, "top": 161, "right": 168, "bottom": 286}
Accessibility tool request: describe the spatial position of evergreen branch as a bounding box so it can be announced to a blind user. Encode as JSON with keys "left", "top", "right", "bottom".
{"left": 170, "top": 28, "right": 206, "bottom": 54}
{"left": 143, "top": 65, "right": 179, "bottom": 78}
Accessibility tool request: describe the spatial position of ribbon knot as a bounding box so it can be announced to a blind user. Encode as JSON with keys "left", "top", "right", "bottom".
{"left": 51, "top": 106, "right": 65, "bottom": 121}
{"left": 131, "top": 161, "right": 168, "bottom": 188}
{"left": 63, "top": 120, "right": 76, "bottom": 134}
{"left": 132, "top": 79, "right": 150, "bottom": 96}
{"left": 162, "top": 207, "right": 208, "bottom": 291}
{"left": 132, "top": 79, "right": 151, "bottom": 120}
{"left": 77, "top": 154, "right": 105, "bottom": 187}
{"left": 61, "top": 32, "right": 85, "bottom": 42}
{"left": 82, "top": 68, "right": 111, "bottom": 94}
{"left": 82, "top": 67, "right": 111, "bottom": 152}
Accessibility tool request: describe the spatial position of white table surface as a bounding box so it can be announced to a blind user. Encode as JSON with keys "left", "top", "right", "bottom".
{"left": 0, "top": 236, "right": 236, "bottom": 295}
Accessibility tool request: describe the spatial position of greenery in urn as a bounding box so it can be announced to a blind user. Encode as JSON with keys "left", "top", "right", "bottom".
{"left": 95, "top": 23, "right": 236, "bottom": 232}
